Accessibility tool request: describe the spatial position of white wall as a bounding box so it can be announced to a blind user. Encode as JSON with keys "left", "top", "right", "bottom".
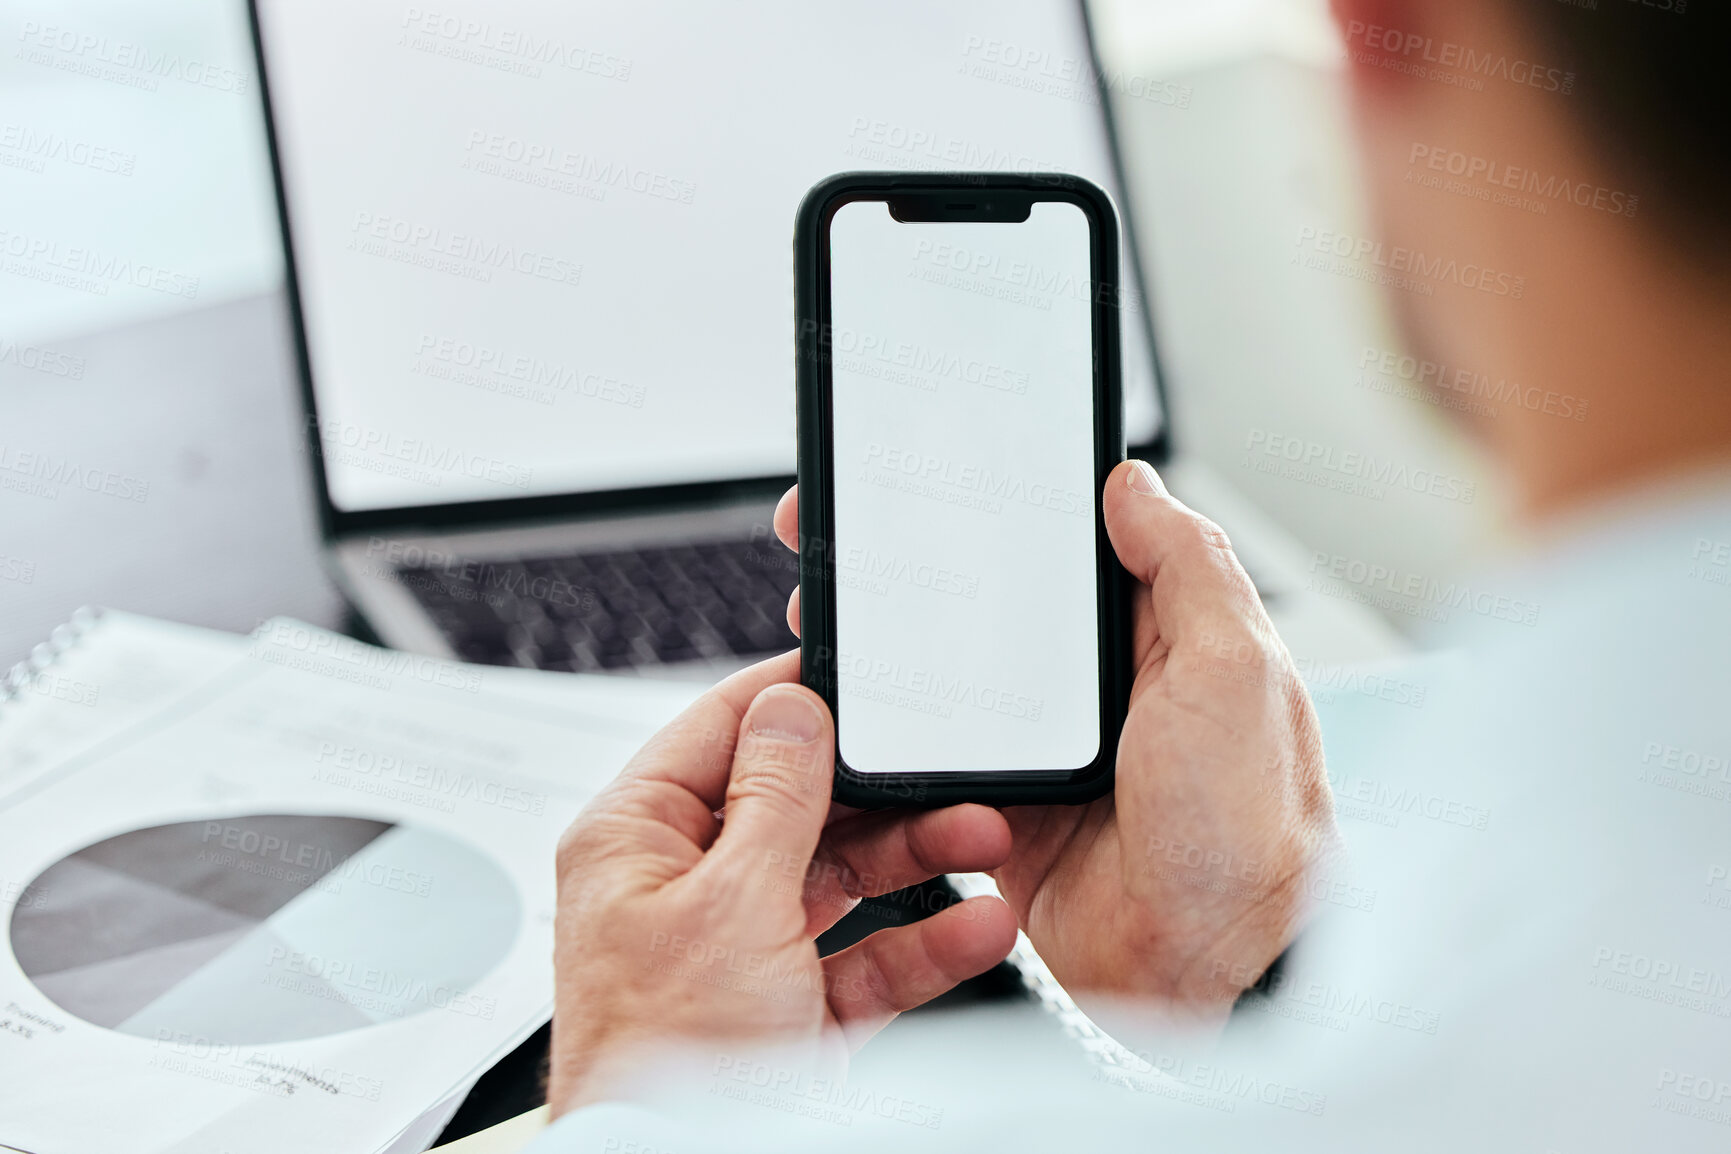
{"left": 0, "top": 0, "right": 280, "bottom": 343}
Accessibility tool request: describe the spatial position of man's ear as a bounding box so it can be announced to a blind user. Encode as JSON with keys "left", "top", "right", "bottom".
{"left": 1330, "top": 0, "right": 1446, "bottom": 94}
{"left": 1330, "top": 0, "right": 1415, "bottom": 43}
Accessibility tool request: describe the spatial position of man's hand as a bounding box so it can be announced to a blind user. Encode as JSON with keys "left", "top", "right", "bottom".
{"left": 546, "top": 654, "right": 1018, "bottom": 1116}
{"left": 772, "top": 460, "right": 1334, "bottom": 1025}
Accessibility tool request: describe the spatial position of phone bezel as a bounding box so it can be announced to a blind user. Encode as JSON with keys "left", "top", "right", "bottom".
{"left": 794, "top": 171, "right": 1133, "bottom": 808}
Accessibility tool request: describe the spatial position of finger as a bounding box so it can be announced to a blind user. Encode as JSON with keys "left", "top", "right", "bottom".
{"left": 822, "top": 896, "right": 1016, "bottom": 1049}
{"left": 800, "top": 805, "right": 1012, "bottom": 935}
{"left": 596, "top": 650, "right": 801, "bottom": 833}
{"left": 775, "top": 487, "right": 803, "bottom": 637}
{"left": 704, "top": 683, "right": 835, "bottom": 887}
{"left": 558, "top": 652, "right": 802, "bottom": 887}
{"left": 1103, "top": 460, "right": 1270, "bottom": 674}
{"left": 774, "top": 485, "right": 799, "bottom": 552}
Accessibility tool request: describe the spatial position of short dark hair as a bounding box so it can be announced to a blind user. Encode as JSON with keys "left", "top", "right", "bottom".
{"left": 1510, "top": 0, "right": 1730, "bottom": 263}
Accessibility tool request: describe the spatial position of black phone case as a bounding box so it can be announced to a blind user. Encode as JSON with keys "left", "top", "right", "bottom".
{"left": 794, "top": 172, "right": 1133, "bottom": 809}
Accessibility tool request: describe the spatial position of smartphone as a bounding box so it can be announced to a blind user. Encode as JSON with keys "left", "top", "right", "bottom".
{"left": 794, "top": 172, "right": 1132, "bottom": 808}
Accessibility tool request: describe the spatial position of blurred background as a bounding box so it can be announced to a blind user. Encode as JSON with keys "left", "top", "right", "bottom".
{"left": 0, "top": 0, "right": 1504, "bottom": 667}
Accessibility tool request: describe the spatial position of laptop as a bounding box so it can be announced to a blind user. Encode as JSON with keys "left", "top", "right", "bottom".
{"left": 248, "top": 0, "right": 1174, "bottom": 678}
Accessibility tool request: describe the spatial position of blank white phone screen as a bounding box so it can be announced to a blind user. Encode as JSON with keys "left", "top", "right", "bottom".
{"left": 829, "top": 200, "right": 1101, "bottom": 774}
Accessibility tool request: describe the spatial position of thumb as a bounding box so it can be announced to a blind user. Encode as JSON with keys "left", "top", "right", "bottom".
{"left": 706, "top": 684, "right": 835, "bottom": 885}
{"left": 1102, "top": 460, "right": 1267, "bottom": 663}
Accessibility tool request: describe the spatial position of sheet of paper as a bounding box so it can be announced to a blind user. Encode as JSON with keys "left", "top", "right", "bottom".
{"left": 0, "top": 613, "right": 702, "bottom": 1154}
{"left": 0, "top": 613, "right": 254, "bottom": 799}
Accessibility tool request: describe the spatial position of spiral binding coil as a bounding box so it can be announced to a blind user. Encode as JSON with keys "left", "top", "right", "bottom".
{"left": 0, "top": 606, "right": 104, "bottom": 711}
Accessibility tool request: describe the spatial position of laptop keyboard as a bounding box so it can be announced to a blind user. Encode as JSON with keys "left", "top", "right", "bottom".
{"left": 394, "top": 534, "right": 799, "bottom": 671}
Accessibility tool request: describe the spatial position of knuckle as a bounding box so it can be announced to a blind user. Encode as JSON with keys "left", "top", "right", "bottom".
{"left": 554, "top": 816, "right": 598, "bottom": 878}
{"left": 903, "top": 817, "right": 952, "bottom": 879}
{"left": 1186, "top": 511, "right": 1234, "bottom": 554}
{"left": 808, "top": 847, "right": 865, "bottom": 901}
{"left": 847, "top": 939, "right": 903, "bottom": 1013}
{"left": 553, "top": 781, "right": 651, "bottom": 878}
{"left": 728, "top": 760, "right": 821, "bottom": 813}
{"left": 653, "top": 713, "right": 735, "bottom": 774}
{"left": 737, "top": 729, "right": 827, "bottom": 777}
{"left": 1171, "top": 510, "right": 1253, "bottom": 592}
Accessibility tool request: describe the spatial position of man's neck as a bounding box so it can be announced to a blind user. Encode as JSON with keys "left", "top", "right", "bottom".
{"left": 1493, "top": 235, "right": 1731, "bottom": 524}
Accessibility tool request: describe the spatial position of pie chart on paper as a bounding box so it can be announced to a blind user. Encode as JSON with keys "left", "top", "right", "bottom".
{"left": 8, "top": 814, "right": 519, "bottom": 1044}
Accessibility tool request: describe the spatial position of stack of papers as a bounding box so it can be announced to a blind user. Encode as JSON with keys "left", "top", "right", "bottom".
{"left": 0, "top": 612, "right": 702, "bottom": 1154}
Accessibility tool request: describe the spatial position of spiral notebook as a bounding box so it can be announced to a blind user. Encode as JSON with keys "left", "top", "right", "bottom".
{"left": 0, "top": 610, "right": 701, "bottom": 1154}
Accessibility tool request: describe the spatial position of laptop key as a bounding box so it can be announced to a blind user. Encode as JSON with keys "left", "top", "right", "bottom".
{"left": 394, "top": 529, "right": 800, "bottom": 673}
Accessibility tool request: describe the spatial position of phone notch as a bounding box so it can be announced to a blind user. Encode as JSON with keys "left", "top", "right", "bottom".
{"left": 887, "top": 193, "right": 1033, "bottom": 223}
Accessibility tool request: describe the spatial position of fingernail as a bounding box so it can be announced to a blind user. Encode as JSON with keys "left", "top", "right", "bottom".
{"left": 1127, "top": 460, "right": 1165, "bottom": 495}
{"left": 749, "top": 689, "right": 823, "bottom": 743}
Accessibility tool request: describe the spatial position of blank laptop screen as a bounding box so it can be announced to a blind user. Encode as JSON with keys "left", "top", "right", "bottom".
{"left": 254, "top": 0, "right": 1162, "bottom": 513}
